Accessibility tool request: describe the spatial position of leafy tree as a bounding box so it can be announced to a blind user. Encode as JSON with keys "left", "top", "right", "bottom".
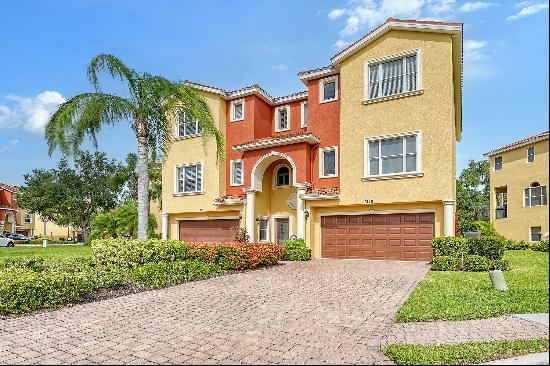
{"left": 456, "top": 159, "right": 490, "bottom": 233}
{"left": 89, "top": 201, "right": 157, "bottom": 241}
{"left": 16, "top": 151, "right": 122, "bottom": 241}
{"left": 45, "top": 54, "right": 224, "bottom": 239}
{"left": 111, "top": 153, "right": 162, "bottom": 207}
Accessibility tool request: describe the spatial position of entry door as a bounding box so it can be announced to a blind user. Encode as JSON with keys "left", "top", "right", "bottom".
{"left": 275, "top": 218, "right": 290, "bottom": 244}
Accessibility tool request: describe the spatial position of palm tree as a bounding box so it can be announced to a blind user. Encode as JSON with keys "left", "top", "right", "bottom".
{"left": 46, "top": 54, "right": 225, "bottom": 239}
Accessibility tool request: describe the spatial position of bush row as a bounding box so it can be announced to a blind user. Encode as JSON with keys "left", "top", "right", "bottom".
{"left": 91, "top": 239, "right": 284, "bottom": 270}
{"left": 0, "top": 258, "right": 221, "bottom": 314}
{"left": 432, "top": 236, "right": 505, "bottom": 260}
{"left": 431, "top": 255, "right": 509, "bottom": 272}
{"left": 532, "top": 239, "right": 549, "bottom": 252}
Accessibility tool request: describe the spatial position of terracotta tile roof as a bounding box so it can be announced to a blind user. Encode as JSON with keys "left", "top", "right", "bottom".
{"left": 305, "top": 187, "right": 340, "bottom": 196}
{"left": 0, "top": 183, "right": 20, "bottom": 193}
{"left": 233, "top": 132, "right": 320, "bottom": 152}
{"left": 297, "top": 65, "right": 335, "bottom": 77}
{"left": 213, "top": 194, "right": 246, "bottom": 203}
{"left": 485, "top": 131, "right": 549, "bottom": 157}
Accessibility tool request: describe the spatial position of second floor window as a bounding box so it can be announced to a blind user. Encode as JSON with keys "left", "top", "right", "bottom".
{"left": 177, "top": 112, "right": 202, "bottom": 137}
{"left": 527, "top": 146, "right": 535, "bottom": 163}
{"left": 276, "top": 106, "right": 290, "bottom": 132}
{"left": 176, "top": 163, "right": 203, "bottom": 193}
{"left": 367, "top": 51, "right": 419, "bottom": 100}
{"left": 367, "top": 133, "right": 419, "bottom": 176}
{"left": 320, "top": 147, "right": 337, "bottom": 178}
{"left": 231, "top": 99, "right": 244, "bottom": 121}
{"left": 301, "top": 101, "right": 308, "bottom": 128}
{"left": 524, "top": 182, "right": 547, "bottom": 207}
{"left": 231, "top": 160, "right": 243, "bottom": 186}
{"left": 494, "top": 156, "right": 503, "bottom": 171}
{"left": 276, "top": 166, "right": 290, "bottom": 187}
{"left": 24, "top": 213, "right": 32, "bottom": 224}
{"left": 320, "top": 76, "right": 338, "bottom": 102}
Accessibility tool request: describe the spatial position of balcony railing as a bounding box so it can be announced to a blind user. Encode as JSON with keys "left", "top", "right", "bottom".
{"left": 495, "top": 207, "right": 507, "bottom": 219}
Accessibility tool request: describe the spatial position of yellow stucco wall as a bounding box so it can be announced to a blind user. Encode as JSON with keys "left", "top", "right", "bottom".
{"left": 489, "top": 139, "right": 549, "bottom": 241}
{"left": 162, "top": 91, "right": 227, "bottom": 215}
{"left": 338, "top": 30, "right": 457, "bottom": 206}
{"left": 33, "top": 215, "right": 80, "bottom": 239}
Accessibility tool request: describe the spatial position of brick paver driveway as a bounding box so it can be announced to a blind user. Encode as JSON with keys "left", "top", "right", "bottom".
{"left": 0, "top": 260, "right": 428, "bottom": 365}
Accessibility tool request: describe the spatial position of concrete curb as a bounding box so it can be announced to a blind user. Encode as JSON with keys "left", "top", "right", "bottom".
{"left": 480, "top": 352, "right": 549, "bottom": 365}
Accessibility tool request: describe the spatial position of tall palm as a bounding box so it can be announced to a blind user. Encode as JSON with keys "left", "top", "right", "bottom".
{"left": 46, "top": 54, "right": 225, "bottom": 239}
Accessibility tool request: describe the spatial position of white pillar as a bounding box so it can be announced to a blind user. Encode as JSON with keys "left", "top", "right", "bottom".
{"left": 161, "top": 213, "right": 169, "bottom": 240}
{"left": 443, "top": 200, "right": 455, "bottom": 237}
{"left": 245, "top": 188, "right": 255, "bottom": 242}
{"left": 296, "top": 184, "right": 307, "bottom": 239}
{"left": 42, "top": 220, "right": 48, "bottom": 247}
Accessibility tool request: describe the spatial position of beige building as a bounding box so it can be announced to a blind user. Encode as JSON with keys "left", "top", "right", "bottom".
{"left": 161, "top": 18, "right": 463, "bottom": 260}
{"left": 485, "top": 132, "right": 549, "bottom": 242}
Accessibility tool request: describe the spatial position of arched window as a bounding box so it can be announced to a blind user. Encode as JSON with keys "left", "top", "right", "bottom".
{"left": 525, "top": 182, "right": 547, "bottom": 207}
{"left": 276, "top": 166, "right": 290, "bottom": 187}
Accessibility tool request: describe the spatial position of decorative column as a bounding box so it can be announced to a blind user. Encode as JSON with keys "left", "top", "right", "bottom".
{"left": 245, "top": 188, "right": 256, "bottom": 242}
{"left": 443, "top": 200, "right": 455, "bottom": 237}
{"left": 296, "top": 184, "right": 307, "bottom": 239}
{"left": 43, "top": 220, "right": 48, "bottom": 247}
{"left": 161, "top": 213, "right": 169, "bottom": 240}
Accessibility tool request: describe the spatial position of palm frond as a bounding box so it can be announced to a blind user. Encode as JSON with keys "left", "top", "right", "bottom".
{"left": 45, "top": 92, "right": 136, "bottom": 155}
{"left": 87, "top": 54, "right": 139, "bottom": 99}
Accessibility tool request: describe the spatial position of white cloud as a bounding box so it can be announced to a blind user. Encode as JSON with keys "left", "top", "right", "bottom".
{"left": 0, "top": 91, "right": 65, "bottom": 134}
{"left": 0, "top": 139, "right": 19, "bottom": 153}
{"left": 462, "top": 39, "right": 496, "bottom": 78}
{"left": 271, "top": 64, "right": 288, "bottom": 71}
{"left": 334, "top": 39, "right": 351, "bottom": 49}
{"left": 329, "top": 0, "right": 460, "bottom": 47}
{"left": 507, "top": 1, "right": 548, "bottom": 20}
{"left": 459, "top": 2, "right": 493, "bottom": 12}
{"left": 328, "top": 8, "right": 347, "bottom": 20}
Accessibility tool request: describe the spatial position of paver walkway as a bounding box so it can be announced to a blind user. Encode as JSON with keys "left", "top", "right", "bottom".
{"left": 0, "top": 259, "right": 548, "bottom": 365}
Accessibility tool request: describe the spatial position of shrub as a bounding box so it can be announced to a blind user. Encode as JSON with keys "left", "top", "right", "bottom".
{"left": 505, "top": 240, "right": 530, "bottom": 250}
{"left": 490, "top": 259, "right": 510, "bottom": 271}
{"left": 531, "top": 239, "right": 549, "bottom": 252}
{"left": 468, "top": 236, "right": 505, "bottom": 260}
{"left": 129, "top": 260, "right": 222, "bottom": 288}
{"left": 463, "top": 255, "right": 491, "bottom": 272}
{"left": 282, "top": 238, "right": 311, "bottom": 261}
{"left": 92, "top": 239, "right": 284, "bottom": 270}
{"left": 89, "top": 201, "right": 157, "bottom": 241}
{"left": 431, "top": 256, "right": 461, "bottom": 271}
{"left": 432, "top": 237, "right": 468, "bottom": 257}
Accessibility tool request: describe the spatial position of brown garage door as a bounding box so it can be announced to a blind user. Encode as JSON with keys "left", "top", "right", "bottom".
{"left": 321, "top": 213, "right": 434, "bottom": 260}
{"left": 179, "top": 219, "right": 239, "bottom": 242}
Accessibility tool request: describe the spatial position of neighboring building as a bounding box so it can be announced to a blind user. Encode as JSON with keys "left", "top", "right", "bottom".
{"left": 1, "top": 182, "right": 81, "bottom": 239}
{"left": 161, "top": 18, "right": 463, "bottom": 260}
{"left": 485, "top": 132, "right": 549, "bottom": 242}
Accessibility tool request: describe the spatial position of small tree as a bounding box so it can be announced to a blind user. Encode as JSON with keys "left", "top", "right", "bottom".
{"left": 89, "top": 201, "right": 157, "bottom": 240}
{"left": 456, "top": 159, "right": 490, "bottom": 234}
{"left": 16, "top": 151, "right": 122, "bottom": 242}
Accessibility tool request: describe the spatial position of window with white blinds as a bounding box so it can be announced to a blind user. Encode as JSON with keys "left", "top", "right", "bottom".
{"left": 366, "top": 50, "right": 420, "bottom": 100}
{"left": 176, "top": 163, "right": 203, "bottom": 193}
{"left": 231, "top": 160, "right": 243, "bottom": 186}
{"left": 177, "top": 112, "right": 202, "bottom": 137}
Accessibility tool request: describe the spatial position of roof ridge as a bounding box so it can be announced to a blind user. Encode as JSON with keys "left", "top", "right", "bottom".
{"left": 485, "top": 131, "right": 549, "bottom": 156}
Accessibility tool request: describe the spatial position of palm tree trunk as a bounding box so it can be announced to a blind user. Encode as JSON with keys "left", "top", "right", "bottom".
{"left": 136, "top": 131, "right": 150, "bottom": 240}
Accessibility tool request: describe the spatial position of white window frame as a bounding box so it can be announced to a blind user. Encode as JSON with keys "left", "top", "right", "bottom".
{"left": 300, "top": 101, "right": 308, "bottom": 128}
{"left": 273, "top": 163, "right": 291, "bottom": 188}
{"left": 363, "top": 130, "right": 422, "bottom": 179}
{"left": 530, "top": 226, "right": 542, "bottom": 242}
{"left": 258, "top": 217, "right": 270, "bottom": 242}
{"left": 524, "top": 184, "right": 547, "bottom": 207}
{"left": 174, "top": 162, "right": 204, "bottom": 195}
{"left": 319, "top": 146, "right": 338, "bottom": 178}
{"left": 175, "top": 111, "right": 202, "bottom": 138}
{"left": 24, "top": 213, "right": 32, "bottom": 224}
{"left": 364, "top": 48, "right": 422, "bottom": 102}
{"left": 494, "top": 156, "right": 503, "bottom": 171}
{"left": 319, "top": 75, "right": 338, "bottom": 103}
{"left": 274, "top": 105, "right": 291, "bottom": 132}
{"left": 271, "top": 214, "right": 293, "bottom": 243}
{"left": 230, "top": 99, "right": 245, "bottom": 122}
{"left": 230, "top": 159, "right": 244, "bottom": 187}
{"left": 527, "top": 146, "right": 535, "bottom": 163}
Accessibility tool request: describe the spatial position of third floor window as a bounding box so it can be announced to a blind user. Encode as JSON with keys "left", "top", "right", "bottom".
{"left": 494, "top": 156, "right": 503, "bottom": 171}
{"left": 177, "top": 112, "right": 202, "bottom": 137}
{"left": 275, "top": 106, "right": 290, "bottom": 132}
{"left": 366, "top": 50, "right": 419, "bottom": 100}
{"left": 527, "top": 146, "right": 535, "bottom": 163}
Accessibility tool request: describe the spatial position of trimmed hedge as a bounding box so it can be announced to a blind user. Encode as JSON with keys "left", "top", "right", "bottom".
{"left": 92, "top": 239, "right": 284, "bottom": 270}
{"left": 431, "top": 256, "right": 461, "bottom": 271}
{"left": 130, "top": 260, "right": 222, "bottom": 288}
{"left": 432, "top": 237, "right": 468, "bottom": 257}
{"left": 532, "top": 239, "right": 549, "bottom": 252}
{"left": 505, "top": 240, "right": 530, "bottom": 250}
{"left": 282, "top": 238, "right": 312, "bottom": 261}
{"left": 467, "top": 236, "right": 505, "bottom": 260}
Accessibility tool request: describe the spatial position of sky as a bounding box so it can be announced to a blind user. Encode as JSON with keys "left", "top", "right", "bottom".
{"left": 0, "top": 0, "right": 548, "bottom": 186}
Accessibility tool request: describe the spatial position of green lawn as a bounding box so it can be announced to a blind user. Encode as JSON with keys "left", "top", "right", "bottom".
{"left": 383, "top": 338, "right": 549, "bottom": 365}
{"left": 396, "top": 250, "right": 549, "bottom": 322}
{"left": 0, "top": 245, "right": 92, "bottom": 260}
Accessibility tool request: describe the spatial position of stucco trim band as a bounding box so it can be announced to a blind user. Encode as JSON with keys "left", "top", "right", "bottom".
{"left": 233, "top": 133, "right": 320, "bottom": 152}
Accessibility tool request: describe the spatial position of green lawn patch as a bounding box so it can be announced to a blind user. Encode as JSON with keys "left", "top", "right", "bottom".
{"left": 0, "top": 245, "right": 92, "bottom": 260}
{"left": 396, "top": 250, "right": 549, "bottom": 322}
{"left": 383, "top": 338, "right": 549, "bottom": 365}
